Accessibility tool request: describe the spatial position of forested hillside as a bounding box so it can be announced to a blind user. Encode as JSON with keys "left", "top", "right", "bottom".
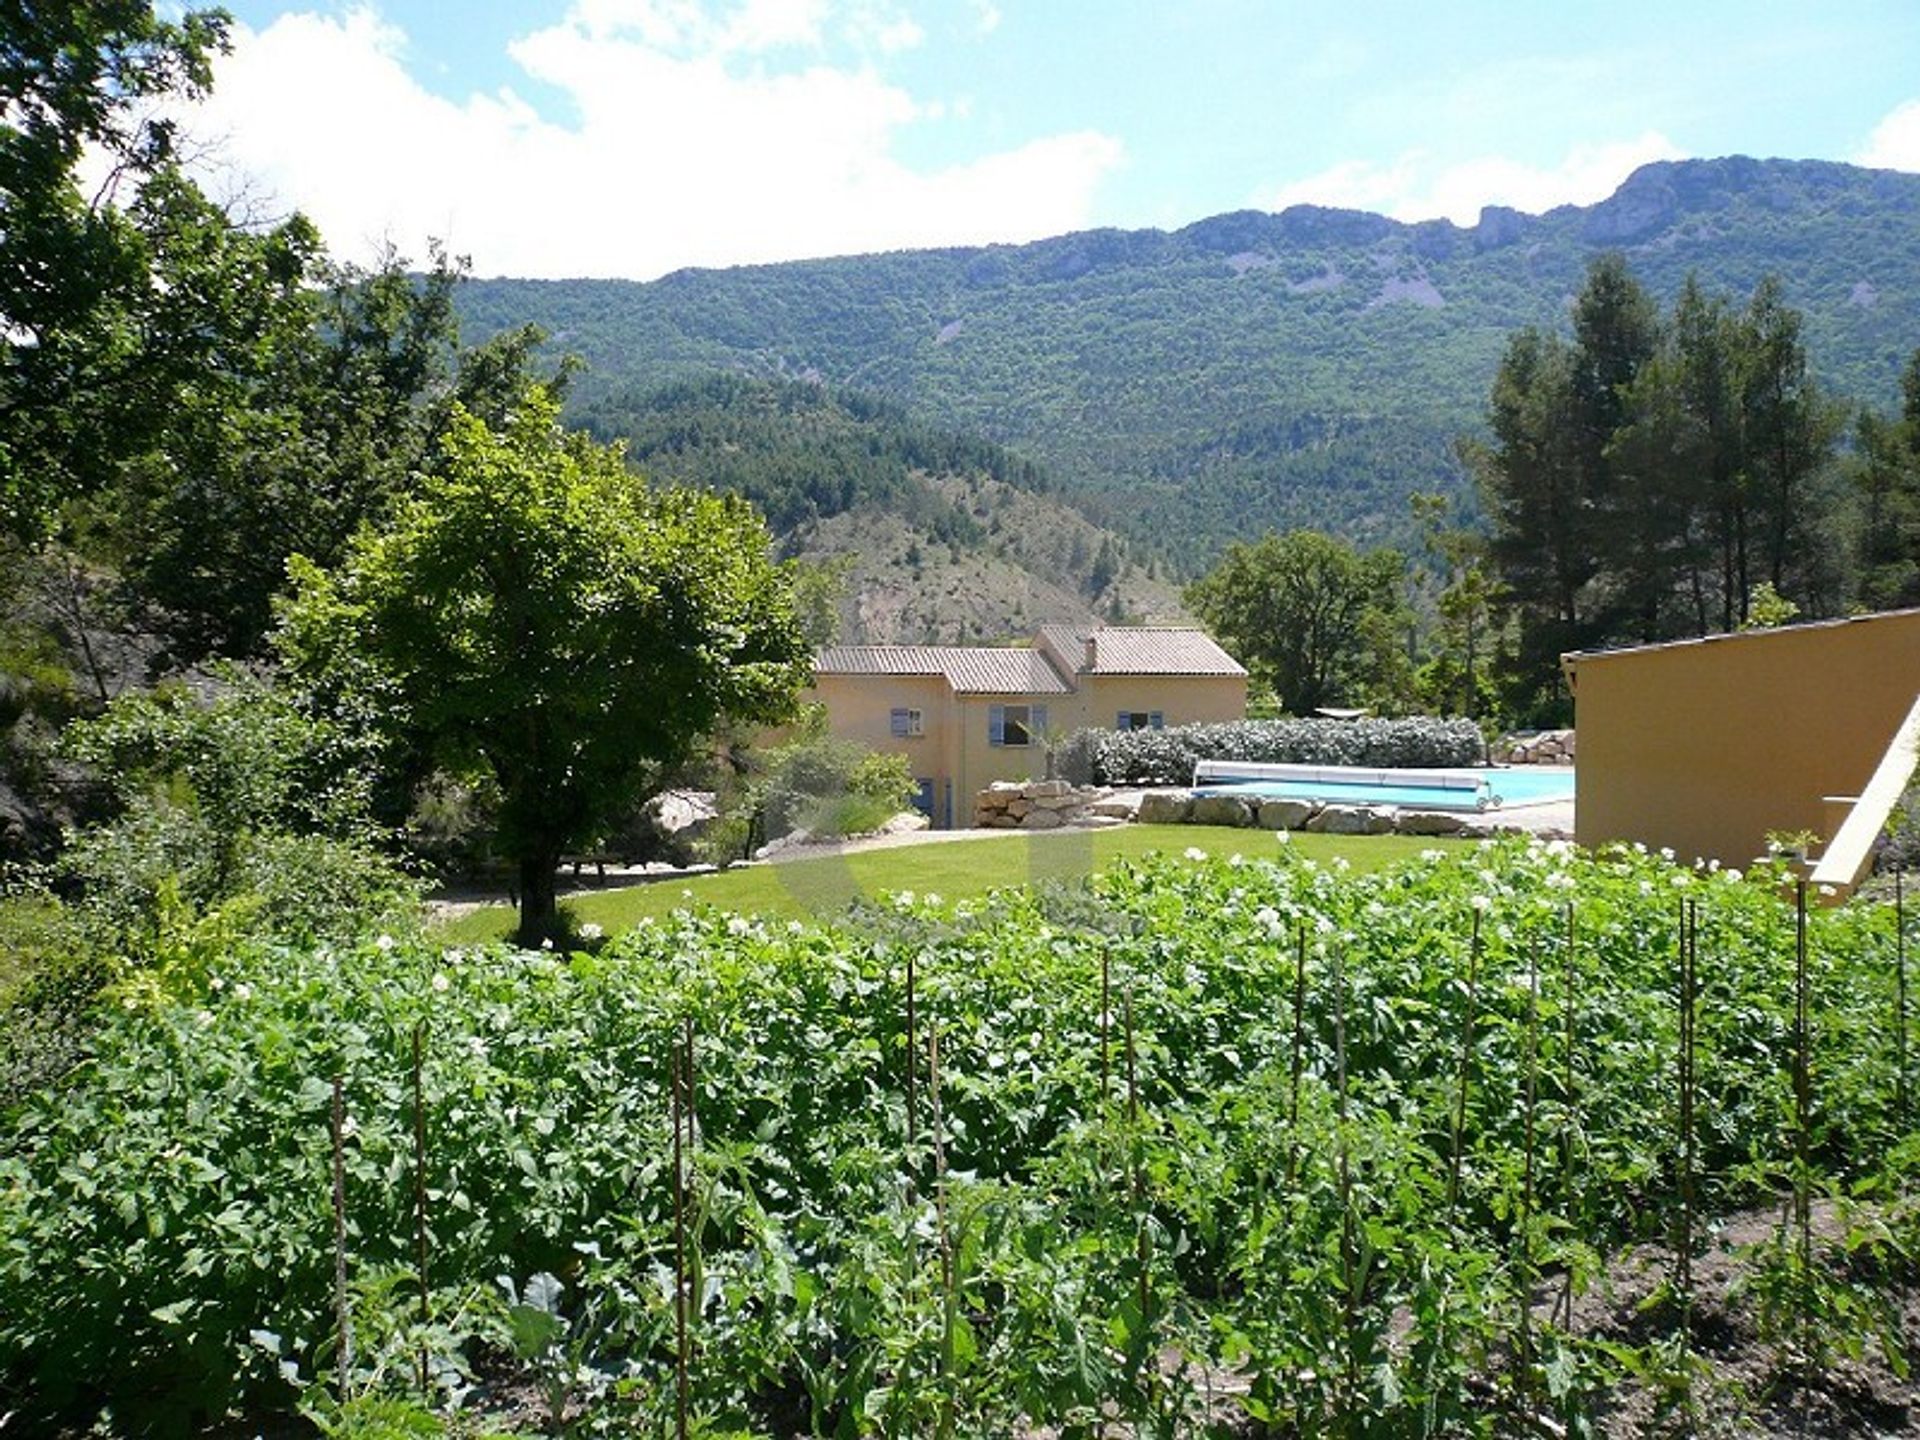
{"left": 459, "top": 157, "right": 1920, "bottom": 566}
{"left": 580, "top": 376, "right": 1186, "bottom": 643}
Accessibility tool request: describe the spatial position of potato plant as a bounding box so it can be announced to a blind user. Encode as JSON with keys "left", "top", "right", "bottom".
{"left": 0, "top": 839, "right": 1910, "bottom": 1436}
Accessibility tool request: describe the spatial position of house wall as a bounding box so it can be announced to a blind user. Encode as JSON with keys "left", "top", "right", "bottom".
{"left": 1076, "top": 674, "right": 1247, "bottom": 730}
{"left": 808, "top": 671, "right": 1249, "bottom": 827}
{"left": 1570, "top": 610, "right": 1920, "bottom": 864}
{"left": 807, "top": 673, "right": 960, "bottom": 825}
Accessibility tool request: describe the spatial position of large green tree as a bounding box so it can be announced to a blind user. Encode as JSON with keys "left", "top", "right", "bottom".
{"left": 1184, "top": 529, "right": 1405, "bottom": 715}
{"left": 0, "top": 2, "right": 229, "bottom": 535}
{"left": 279, "top": 390, "right": 811, "bottom": 941}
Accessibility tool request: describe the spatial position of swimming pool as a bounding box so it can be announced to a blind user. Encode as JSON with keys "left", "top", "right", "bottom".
{"left": 1193, "top": 765, "right": 1574, "bottom": 812}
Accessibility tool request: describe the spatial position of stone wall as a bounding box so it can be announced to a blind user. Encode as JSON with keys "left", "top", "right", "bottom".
{"left": 1130, "top": 790, "right": 1560, "bottom": 841}
{"left": 1492, "top": 729, "right": 1575, "bottom": 764}
{"left": 975, "top": 780, "right": 1132, "bottom": 830}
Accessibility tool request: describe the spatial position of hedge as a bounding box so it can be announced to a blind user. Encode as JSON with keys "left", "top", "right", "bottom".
{"left": 1058, "top": 717, "right": 1487, "bottom": 787}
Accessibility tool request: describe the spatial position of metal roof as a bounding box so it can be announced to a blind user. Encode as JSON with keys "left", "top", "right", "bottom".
{"left": 1036, "top": 624, "right": 1246, "bottom": 677}
{"left": 814, "top": 645, "right": 1073, "bottom": 695}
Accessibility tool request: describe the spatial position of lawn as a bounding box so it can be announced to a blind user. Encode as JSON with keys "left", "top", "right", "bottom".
{"left": 436, "top": 825, "right": 1453, "bottom": 941}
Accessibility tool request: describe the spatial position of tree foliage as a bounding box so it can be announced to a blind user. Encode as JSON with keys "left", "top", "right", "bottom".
{"left": 1185, "top": 529, "right": 1406, "bottom": 714}
{"left": 0, "top": 2, "right": 230, "bottom": 535}
{"left": 1468, "top": 257, "right": 1848, "bottom": 720}
{"left": 277, "top": 390, "right": 812, "bottom": 941}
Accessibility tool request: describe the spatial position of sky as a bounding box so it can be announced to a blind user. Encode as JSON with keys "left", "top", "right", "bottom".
{"left": 177, "top": 0, "right": 1920, "bottom": 281}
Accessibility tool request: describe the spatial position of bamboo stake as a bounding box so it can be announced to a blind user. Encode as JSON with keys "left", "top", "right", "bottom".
{"left": 906, "top": 947, "right": 918, "bottom": 1170}
{"left": 412, "top": 1022, "right": 431, "bottom": 1397}
{"left": 1898, "top": 869, "right": 1910, "bottom": 1136}
{"left": 671, "top": 1032, "right": 689, "bottom": 1440}
{"left": 1559, "top": 902, "right": 1578, "bottom": 1333}
{"left": 1446, "top": 908, "right": 1484, "bottom": 1221}
{"left": 929, "top": 1020, "right": 955, "bottom": 1440}
{"left": 1676, "top": 901, "right": 1697, "bottom": 1342}
{"left": 1287, "top": 920, "right": 1308, "bottom": 1190}
{"left": 1100, "top": 945, "right": 1111, "bottom": 1124}
{"left": 331, "top": 1073, "right": 352, "bottom": 1400}
{"left": 1333, "top": 940, "right": 1359, "bottom": 1435}
{"left": 1518, "top": 938, "right": 1540, "bottom": 1393}
{"left": 1125, "top": 983, "right": 1150, "bottom": 1356}
{"left": 1793, "top": 880, "right": 1812, "bottom": 1389}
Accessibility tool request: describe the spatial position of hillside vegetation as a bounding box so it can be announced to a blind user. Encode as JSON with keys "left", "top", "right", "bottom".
{"left": 579, "top": 375, "right": 1186, "bottom": 643}
{"left": 459, "top": 157, "right": 1920, "bottom": 566}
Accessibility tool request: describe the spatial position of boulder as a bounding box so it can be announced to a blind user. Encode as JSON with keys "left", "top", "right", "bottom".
{"left": 1028, "top": 779, "right": 1072, "bottom": 798}
{"left": 1307, "top": 804, "right": 1373, "bottom": 835}
{"left": 1021, "top": 808, "right": 1065, "bottom": 830}
{"left": 1089, "top": 796, "right": 1140, "bottom": 820}
{"left": 1138, "top": 792, "right": 1193, "bottom": 825}
{"left": 1256, "top": 798, "right": 1315, "bottom": 831}
{"left": 1396, "top": 809, "right": 1466, "bottom": 836}
{"left": 1190, "top": 794, "right": 1255, "bottom": 828}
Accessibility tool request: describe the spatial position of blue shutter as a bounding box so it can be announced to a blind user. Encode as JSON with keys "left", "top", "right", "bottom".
{"left": 988, "top": 704, "right": 1005, "bottom": 746}
{"left": 1150, "top": 711, "right": 1164, "bottom": 730}
{"left": 1116, "top": 711, "right": 1130, "bottom": 731}
{"left": 1032, "top": 704, "right": 1049, "bottom": 738}
{"left": 890, "top": 707, "right": 910, "bottom": 737}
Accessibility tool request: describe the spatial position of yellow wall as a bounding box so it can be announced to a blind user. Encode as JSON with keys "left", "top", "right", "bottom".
{"left": 807, "top": 671, "right": 1248, "bottom": 827}
{"left": 1569, "top": 610, "right": 1920, "bottom": 864}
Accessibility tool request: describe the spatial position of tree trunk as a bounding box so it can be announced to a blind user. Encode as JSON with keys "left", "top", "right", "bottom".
{"left": 516, "top": 850, "right": 562, "bottom": 947}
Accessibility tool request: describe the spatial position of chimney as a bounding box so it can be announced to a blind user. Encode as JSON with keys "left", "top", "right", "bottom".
{"left": 1083, "top": 632, "right": 1098, "bottom": 671}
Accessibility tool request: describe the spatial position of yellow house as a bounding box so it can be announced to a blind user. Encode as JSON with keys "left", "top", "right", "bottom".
{"left": 811, "top": 625, "right": 1248, "bottom": 827}
{"left": 1564, "top": 608, "right": 1920, "bottom": 881}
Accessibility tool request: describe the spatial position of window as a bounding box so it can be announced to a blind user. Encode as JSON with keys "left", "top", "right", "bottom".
{"left": 988, "top": 702, "right": 1046, "bottom": 747}
{"left": 890, "top": 707, "right": 924, "bottom": 738}
{"left": 1116, "top": 711, "right": 1164, "bottom": 731}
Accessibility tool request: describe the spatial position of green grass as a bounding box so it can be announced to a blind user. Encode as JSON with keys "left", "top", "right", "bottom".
{"left": 437, "top": 825, "right": 1453, "bottom": 942}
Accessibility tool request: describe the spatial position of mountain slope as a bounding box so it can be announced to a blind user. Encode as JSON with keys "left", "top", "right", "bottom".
{"left": 460, "top": 157, "right": 1920, "bottom": 565}
{"left": 595, "top": 376, "right": 1187, "bottom": 644}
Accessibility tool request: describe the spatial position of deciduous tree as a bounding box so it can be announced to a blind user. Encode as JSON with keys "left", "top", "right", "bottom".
{"left": 278, "top": 390, "right": 811, "bottom": 942}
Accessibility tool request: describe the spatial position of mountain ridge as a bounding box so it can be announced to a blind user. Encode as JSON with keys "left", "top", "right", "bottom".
{"left": 456, "top": 156, "right": 1920, "bottom": 563}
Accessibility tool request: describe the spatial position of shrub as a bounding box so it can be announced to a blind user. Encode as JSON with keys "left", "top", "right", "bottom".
{"left": 752, "top": 737, "right": 915, "bottom": 839}
{"left": 1062, "top": 715, "right": 1487, "bottom": 786}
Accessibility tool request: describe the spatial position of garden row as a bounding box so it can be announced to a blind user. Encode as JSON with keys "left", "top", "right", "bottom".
{"left": 1, "top": 840, "right": 1913, "bottom": 1436}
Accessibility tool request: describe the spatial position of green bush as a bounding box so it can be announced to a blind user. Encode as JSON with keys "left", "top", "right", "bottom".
{"left": 1058, "top": 715, "right": 1487, "bottom": 786}
{"left": 751, "top": 737, "right": 915, "bottom": 839}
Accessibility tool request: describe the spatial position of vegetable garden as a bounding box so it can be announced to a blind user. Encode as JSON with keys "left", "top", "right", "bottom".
{"left": 3, "top": 838, "right": 1917, "bottom": 1436}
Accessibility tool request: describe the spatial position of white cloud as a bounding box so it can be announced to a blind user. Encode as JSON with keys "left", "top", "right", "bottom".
{"left": 177, "top": 3, "right": 1119, "bottom": 279}
{"left": 1858, "top": 99, "right": 1920, "bottom": 172}
{"left": 967, "top": 0, "right": 1001, "bottom": 35}
{"left": 1260, "top": 132, "right": 1687, "bottom": 226}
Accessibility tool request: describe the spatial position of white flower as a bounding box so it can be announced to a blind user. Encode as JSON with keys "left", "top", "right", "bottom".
{"left": 1229, "top": 853, "right": 1245, "bottom": 868}
{"left": 467, "top": 1036, "right": 489, "bottom": 1059}
{"left": 1671, "top": 872, "right": 1691, "bottom": 887}
{"left": 922, "top": 893, "right": 941, "bottom": 906}
{"left": 540, "top": 938, "right": 554, "bottom": 950}
{"left": 1253, "top": 905, "right": 1284, "bottom": 939}
{"left": 1314, "top": 915, "right": 1335, "bottom": 935}
{"left": 208, "top": 975, "right": 225, "bottom": 992}
{"left": 375, "top": 933, "right": 396, "bottom": 953}
{"left": 1420, "top": 849, "right": 1445, "bottom": 863}
{"left": 1274, "top": 831, "right": 1292, "bottom": 844}
{"left": 431, "top": 973, "right": 451, "bottom": 993}
{"left": 1639, "top": 880, "right": 1655, "bottom": 896}
{"left": 1184, "top": 846, "right": 1207, "bottom": 861}
{"left": 1706, "top": 858, "right": 1721, "bottom": 873}
{"left": 195, "top": 1009, "right": 215, "bottom": 1028}
{"left": 1723, "top": 868, "right": 1743, "bottom": 883}
{"left": 579, "top": 922, "right": 603, "bottom": 941}
{"left": 1818, "top": 883, "right": 1837, "bottom": 897}
{"left": 231, "top": 982, "right": 253, "bottom": 1001}
{"left": 1469, "top": 895, "right": 1491, "bottom": 913}
{"left": 442, "top": 948, "right": 463, "bottom": 965}
{"left": 1659, "top": 847, "right": 1676, "bottom": 861}
{"left": 787, "top": 919, "right": 805, "bottom": 934}
{"left": 1332, "top": 857, "right": 1350, "bottom": 873}
{"left": 1546, "top": 871, "right": 1576, "bottom": 892}
{"left": 727, "top": 915, "right": 753, "bottom": 936}
{"left": 895, "top": 890, "right": 916, "bottom": 907}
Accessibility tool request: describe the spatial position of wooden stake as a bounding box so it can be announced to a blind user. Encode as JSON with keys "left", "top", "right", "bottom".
{"left": 331, "top": 1074, "right": 352, "bottom": 1399}
{"left": 1560, "top": 902, "right": 1578, "bottom": 1334}
{"left": 1447, "top": 908, "right": 1484, "bottom": 1221}
{"left": 1287, "top": 921, "right": 1308, "bottom": 1190}
{"left": 412, "top": 1023, "right": 430, "bottom": 1397}
{"left": 929, "top": 1021, "right": 955, "bottom": 1439}
{"left": 671, "top": 1032, "right": 689, "bottom": 1440}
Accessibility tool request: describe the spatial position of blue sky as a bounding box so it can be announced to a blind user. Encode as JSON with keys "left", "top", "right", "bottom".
{"left": 189, "top": 0, "right": 1920, "bottom": 278}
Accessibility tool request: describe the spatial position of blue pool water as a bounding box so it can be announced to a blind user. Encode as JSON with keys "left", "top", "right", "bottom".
{"left": 1194, "top": 766, "right": 1574, "bottom": 812}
